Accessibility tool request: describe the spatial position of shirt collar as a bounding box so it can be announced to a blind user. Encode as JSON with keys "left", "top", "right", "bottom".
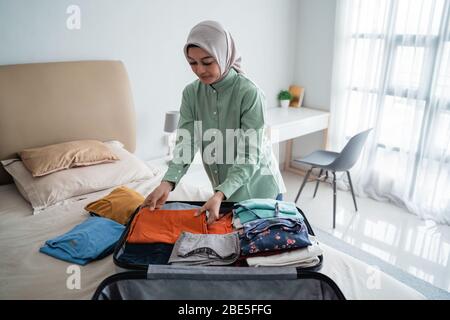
{"left": 209, "top": 68, "right": 238, "bottom": 92}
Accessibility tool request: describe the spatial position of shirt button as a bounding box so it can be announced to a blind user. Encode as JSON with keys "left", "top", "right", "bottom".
{"left": 174, "top": 176, "right": 178, "bottom": 179}
{"left": 178, "top": 170, "right": 181, "bottom": 173}
{"left": 213, "top": 111, "right": 217, "bottom": 115}
{"left": 214, "top": 170, "right": 218, "bottom": 174}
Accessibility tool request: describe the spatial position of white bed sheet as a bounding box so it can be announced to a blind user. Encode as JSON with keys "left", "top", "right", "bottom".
{"left": 0, "top": 175, "right": 424, "bottom": 300}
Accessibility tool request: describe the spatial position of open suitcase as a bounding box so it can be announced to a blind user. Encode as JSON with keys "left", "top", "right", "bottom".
{"left": 92, "top": 201, "right": 346, "bottom": 300}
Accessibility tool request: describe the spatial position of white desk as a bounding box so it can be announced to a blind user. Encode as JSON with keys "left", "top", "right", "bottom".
{"left": 265, "top": 106, "right": 330, "bottom": 175}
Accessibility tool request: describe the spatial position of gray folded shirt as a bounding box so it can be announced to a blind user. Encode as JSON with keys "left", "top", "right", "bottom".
{"left": 161, "top": 202, "right": 202, "bottom": 210}
{"left": 169, "top": 231, "right": 240, "bottom": 266}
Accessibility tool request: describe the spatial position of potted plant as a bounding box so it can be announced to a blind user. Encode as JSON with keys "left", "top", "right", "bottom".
{"left": 278, "top": 90, "right": 292, "bottom": 108}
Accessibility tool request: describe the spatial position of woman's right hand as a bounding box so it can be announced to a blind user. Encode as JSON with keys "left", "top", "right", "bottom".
{"left": 141, "top": 181, "right": 173, "bottom": 211}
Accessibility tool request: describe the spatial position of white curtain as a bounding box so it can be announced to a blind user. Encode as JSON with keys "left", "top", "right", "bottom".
{"left": 330, "top": 0, "right": 450, "bottom": 224}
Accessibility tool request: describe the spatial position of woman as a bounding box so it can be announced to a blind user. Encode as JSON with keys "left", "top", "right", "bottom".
{"left": 143, "top": 20, "right": 286, "bottom": 224}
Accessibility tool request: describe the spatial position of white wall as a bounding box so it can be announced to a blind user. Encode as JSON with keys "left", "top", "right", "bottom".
{"left": 0, "top": 0, "right": 299, "bottom": 161}
{"left": 287, "top": 0, "right": 336, "bottom": 165}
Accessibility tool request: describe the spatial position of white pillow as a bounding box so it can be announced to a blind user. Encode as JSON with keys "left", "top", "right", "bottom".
{"left": 1, "top": 141, "right": 160, "bottom": 214}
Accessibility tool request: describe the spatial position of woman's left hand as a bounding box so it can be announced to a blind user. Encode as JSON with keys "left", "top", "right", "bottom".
{"left": 195, "top": 191, "right": 225, "bottom": 225}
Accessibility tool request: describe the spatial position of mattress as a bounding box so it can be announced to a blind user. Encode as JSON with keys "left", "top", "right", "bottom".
{"left": 0, "top": 176, "right": 424, "bottom": 300}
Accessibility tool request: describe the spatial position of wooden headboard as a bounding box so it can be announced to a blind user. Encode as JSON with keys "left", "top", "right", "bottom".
{"left": 0, "top": 60, "right": 136, "bottom": 185}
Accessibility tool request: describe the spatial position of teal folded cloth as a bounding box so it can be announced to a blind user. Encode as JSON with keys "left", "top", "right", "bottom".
{"left": 233, "top": 198, "right": 304, "bottom": 225}
{"left": 40, "top": 216, "right": 125, "bottom": 265}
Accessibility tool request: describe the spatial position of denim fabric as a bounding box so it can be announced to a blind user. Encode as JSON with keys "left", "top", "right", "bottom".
{"left": 40, "top": 217, "right": 125, "bottom": 265}
{"left": 239, "top": 218, "right": 312, "bottom": 256}
{"left": 118, "top": 243, "right": 174, "bottom": 265}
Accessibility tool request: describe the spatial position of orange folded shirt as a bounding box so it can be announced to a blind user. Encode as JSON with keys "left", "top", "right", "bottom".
{"left": 208, "top": 212, "right": 233, "bottom": 234}
{"left": 84, "top": 186, "right": 144, "bottom": 225}
{"left": 127, "top": 208, "right": 233, "bottom": 244}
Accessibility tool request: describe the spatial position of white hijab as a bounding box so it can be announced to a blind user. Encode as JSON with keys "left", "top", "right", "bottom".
{"left": 184, "top": 20, "right": 244, "bottom": 82}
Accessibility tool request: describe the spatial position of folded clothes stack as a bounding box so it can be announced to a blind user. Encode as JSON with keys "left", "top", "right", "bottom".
{"left": 126, "top": 207, "right": 233, "bottom": 244}
{"left": 62, "top": 196, "right": 321, "bottom": 269}
{"left": 232, "top": 198, "right": 304, "bottom": 228}
{"left": 169, "top": 231, "right": 240, "bottom": 266}
{"left": 40, "top": 185, "right": 144, "bottom": 265}
{"left": 232, "top": 199, "right": 322, "bottom": 269}
{"left": 239, "top": 217, "right": 312, "bottom": 256}
{"left": 116, "top": 202, "right": 204, "bottom": 266}
{"left": 117, "top": 202, "right": 235, "bottom": 266}
{"left": 246, "top": 236, "right": 323, "bottom": 268}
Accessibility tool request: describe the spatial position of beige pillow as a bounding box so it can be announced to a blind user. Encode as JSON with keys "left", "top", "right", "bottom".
{"left": 19, "top": 140, "right": 119, "bottom": 177}
{"left": 1, "top": 141, "right": 161, "bottom": 214}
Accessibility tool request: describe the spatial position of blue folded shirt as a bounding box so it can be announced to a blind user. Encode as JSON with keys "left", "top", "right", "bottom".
{"left": 40, "top": 216, "right": 125, "bottom": 265}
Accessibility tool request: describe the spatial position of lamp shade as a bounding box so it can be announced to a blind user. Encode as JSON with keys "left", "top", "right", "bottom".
{"left": 164, "top": 111, "right": 180, "bottom": 133}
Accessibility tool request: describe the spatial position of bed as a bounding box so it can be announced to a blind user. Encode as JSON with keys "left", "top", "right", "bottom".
{"left": 0, "top": 60, "right": 424, "bottom": 300}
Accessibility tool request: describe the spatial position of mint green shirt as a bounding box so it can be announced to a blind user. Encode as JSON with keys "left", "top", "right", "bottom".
{"left": 162, "top": 68, "right": 286, "bottom": 201}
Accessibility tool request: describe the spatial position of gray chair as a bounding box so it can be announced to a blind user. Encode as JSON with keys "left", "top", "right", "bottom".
{"left": 294, "top": 129, "right": 372, "bottom": 229}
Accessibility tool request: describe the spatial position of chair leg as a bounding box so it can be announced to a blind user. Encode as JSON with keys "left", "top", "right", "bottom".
{"left": 332, "top": 171, "right": 336, "bottom": 229}
{"left": 295, "top": 168, "right": 312, "bottom": 203}
{"left": 347, "top": 171, "right": 358, "bottom": 211}
{"left": 313, "top": 169, "right": 323, "bottom": 198}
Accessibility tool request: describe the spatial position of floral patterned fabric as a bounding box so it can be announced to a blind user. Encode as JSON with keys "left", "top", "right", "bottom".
{"left": 239, "top": 218, "right": 312, "bottom": 256}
